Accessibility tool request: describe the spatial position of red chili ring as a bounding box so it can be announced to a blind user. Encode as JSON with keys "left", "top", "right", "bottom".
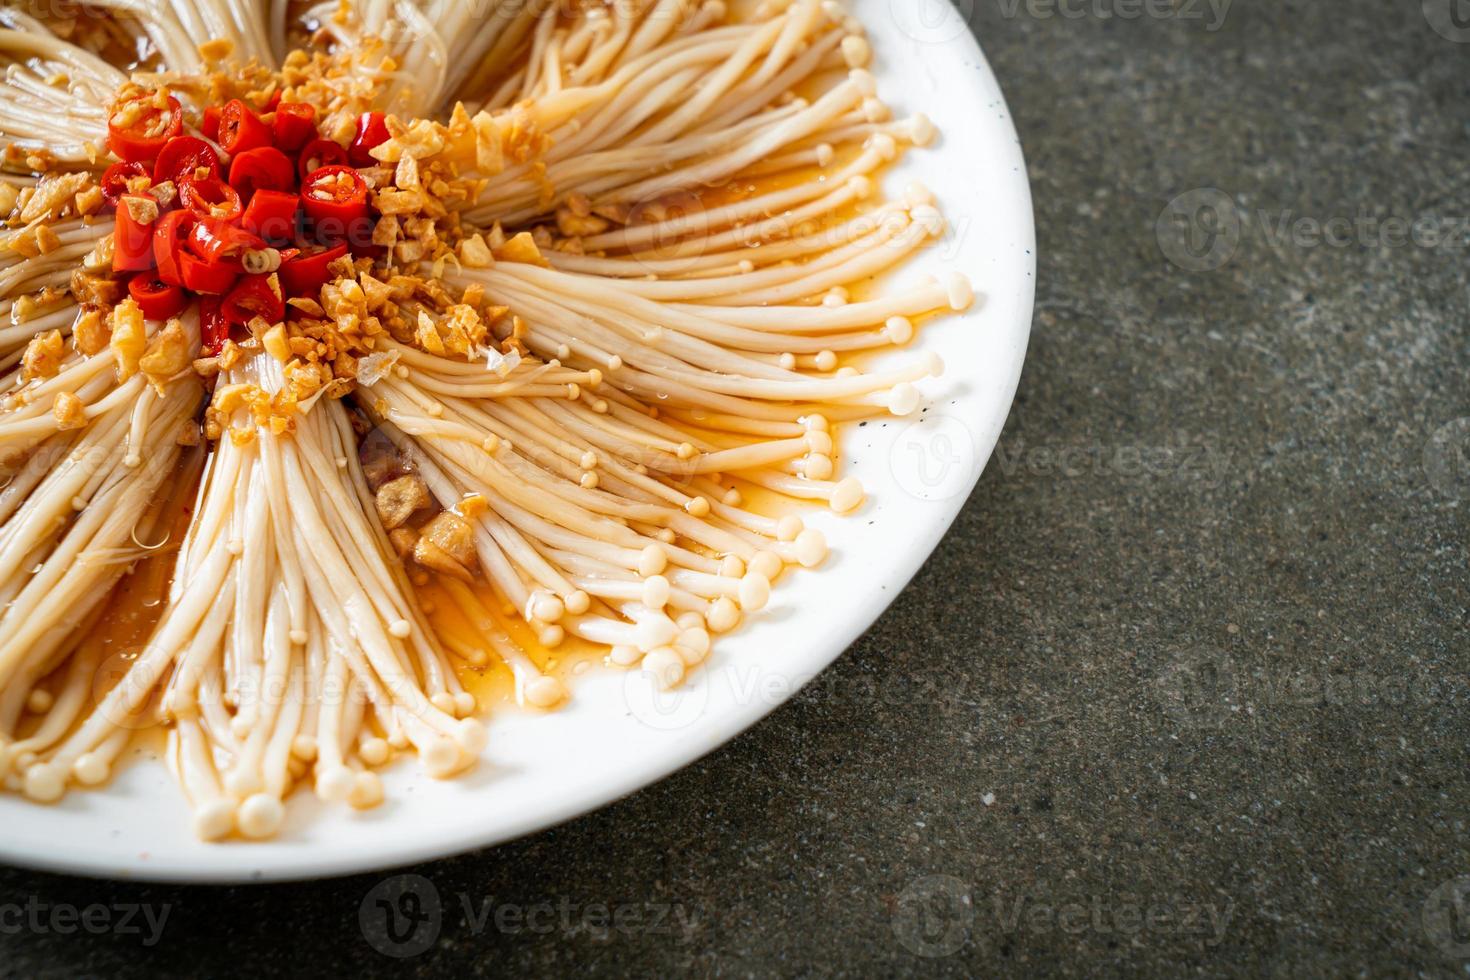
{"left": 179, "top": 252, "right": 240, "bottom": 295}
{"left": 296, "top": 137, "right": 349, "bottom": 183}
{"left": 279, "top": 243, "right": 349, "bottom": 297}
{"left": 187, "top": 216, "right": 265, "bottom": 264}
{"left": 240, "top": 189, "right": 301, "bottom": 243}
{"left": 101, "top": 161, "right": 150, "bottom": 206}
{"left": 153, "top": 136, "right": 221, "bottom": 189}
{"left": 222, "top": 273, "right": 285, "bottom": 326}
{"left": 228, "top": 146, "right": 296, "bottom": 201}
{"left": 200, "top": 295, "right": 230, "bottom": 356}
{"left": 127, "top": 274, "right": 186, "bottom": 321}
{"left": 178, "top": 176, "right": 243, "bottom": 222}
{"left": 217, "top": 99, "right": 274, "bottom": 156}
{"left": 112, "top": 196, "right": 156, "bottom": 273}
{"left": 106, "top": 95, "right": 183, "bottom": 163}
{"left": 152, "top": 210, "right": 196, "bottom": 287}
{"left": 273, "top": 102, "right": 317, "bottom": 153}
{"left": 300, "top": 165, "right": 371, "bottom": 242}
{"left": 348, "top": 111, "right": 391, "bottom": 167}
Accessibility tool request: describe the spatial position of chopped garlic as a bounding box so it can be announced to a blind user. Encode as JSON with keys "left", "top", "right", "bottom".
{"left": 139, "top": 321, "right": 191, "bottom": 392}
{"left": 52, "top": 391, "right": 86, "bottom": 430}
{"left": 108, "top": 299, "right": 147, "bottom": 380}
{"left": 355, "top": 350, "right": 401, "bottom": 386}
{"left": 71, "top": 308, "right": 109, "bottom": 356}
{"left": 22, "top": 330, "right": 65, "bottom": 380}
{"left": 481, "top": 344, "right": 521, "bottom": 378}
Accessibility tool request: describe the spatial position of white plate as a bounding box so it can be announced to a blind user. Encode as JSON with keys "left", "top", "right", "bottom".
{"left": 0, "top": 1, "right": 1034, "bottom": 882}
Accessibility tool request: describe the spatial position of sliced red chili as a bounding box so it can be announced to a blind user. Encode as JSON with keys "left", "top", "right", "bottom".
{"left": 127, "top": 274, "right": 185, "bottom": 321}
{"left": 153, "top": 136, "right": 221, "bottom": 189}
{"left": 228, "top": 146, "right": 296, "bottom": 201}
{"left": 101, "top": 162, "right": 149, "bottom": 206}
{"left": 106, "top": 94, "right": 182, "bottom": 163}
{"left": 301, "top": 165, "right": 371, "bottom": 241}
{"left": 202, "top": 105, "right": 222, "bottom": 142}
{"left": 152, "top": 210, "right": 196, "bottom": 286}
{"left": 178, "top": 176, "right": 243, "bottom": 221}
{"left": 179, "top": 252, "right": 240, "bottom": 295}
{"left": 240, "top": 189, "right": 300, "bottom": 242}
{"left": 113, "top": 196, "right": 156, "bottom": 272}
{"left": 273, "top": 102, "right": 317, "bottom": 152}
{"left": 262, "top": 90, "right": 283, "bottom": 113}
{"left": 296, "top": 137, "right": 348, "bottom": 182}
{"left": 200, "top": 295, "right": 229, "bottom": 356}
{"left": 348, "top": 111, "right": 390, "bottom": 167}
{"left": 279, "top": 243, "right": 348, "bottom": 297}
{"left": 222, "top": 273, "right": 285, "bottom": 326}
{"left": 188, "top": 217, "right": 264, "bottom": 264}
{"left": 217, "top": 99, "right": 273, "bottom": 156}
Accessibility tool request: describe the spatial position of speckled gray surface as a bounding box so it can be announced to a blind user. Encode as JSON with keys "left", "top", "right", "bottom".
{"left": 4, "top": 1, "right": 1469, "bottom": 976}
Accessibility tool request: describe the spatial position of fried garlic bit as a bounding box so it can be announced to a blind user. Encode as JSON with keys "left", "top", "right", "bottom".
{"left": 108, "top": 299, "right": 148, "bottom": 381}
{"left": 140, "top": 321, "right": 192, "bottom": 393}
{"left": 21, "top": 330, "right": 64, "bottom": 380}
{"left": 52, "top": 390, "right": 86, "bottom": 430}
{"left": 375, "top": 474, "right": 431, "bottom": 530}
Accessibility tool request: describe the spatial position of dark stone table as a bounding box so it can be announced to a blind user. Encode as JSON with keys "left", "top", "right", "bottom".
{"left": 3, "top": 1, "right": 1468, "bottom": 975}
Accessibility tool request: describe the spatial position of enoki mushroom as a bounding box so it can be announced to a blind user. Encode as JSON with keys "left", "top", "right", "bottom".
{"left": 0, "top": 0, "right": 976, "bottom": 840}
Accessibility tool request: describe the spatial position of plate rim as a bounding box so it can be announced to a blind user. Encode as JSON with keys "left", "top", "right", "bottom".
{"left": 0, "top": 7, "right": 1035, "bottom": 883}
